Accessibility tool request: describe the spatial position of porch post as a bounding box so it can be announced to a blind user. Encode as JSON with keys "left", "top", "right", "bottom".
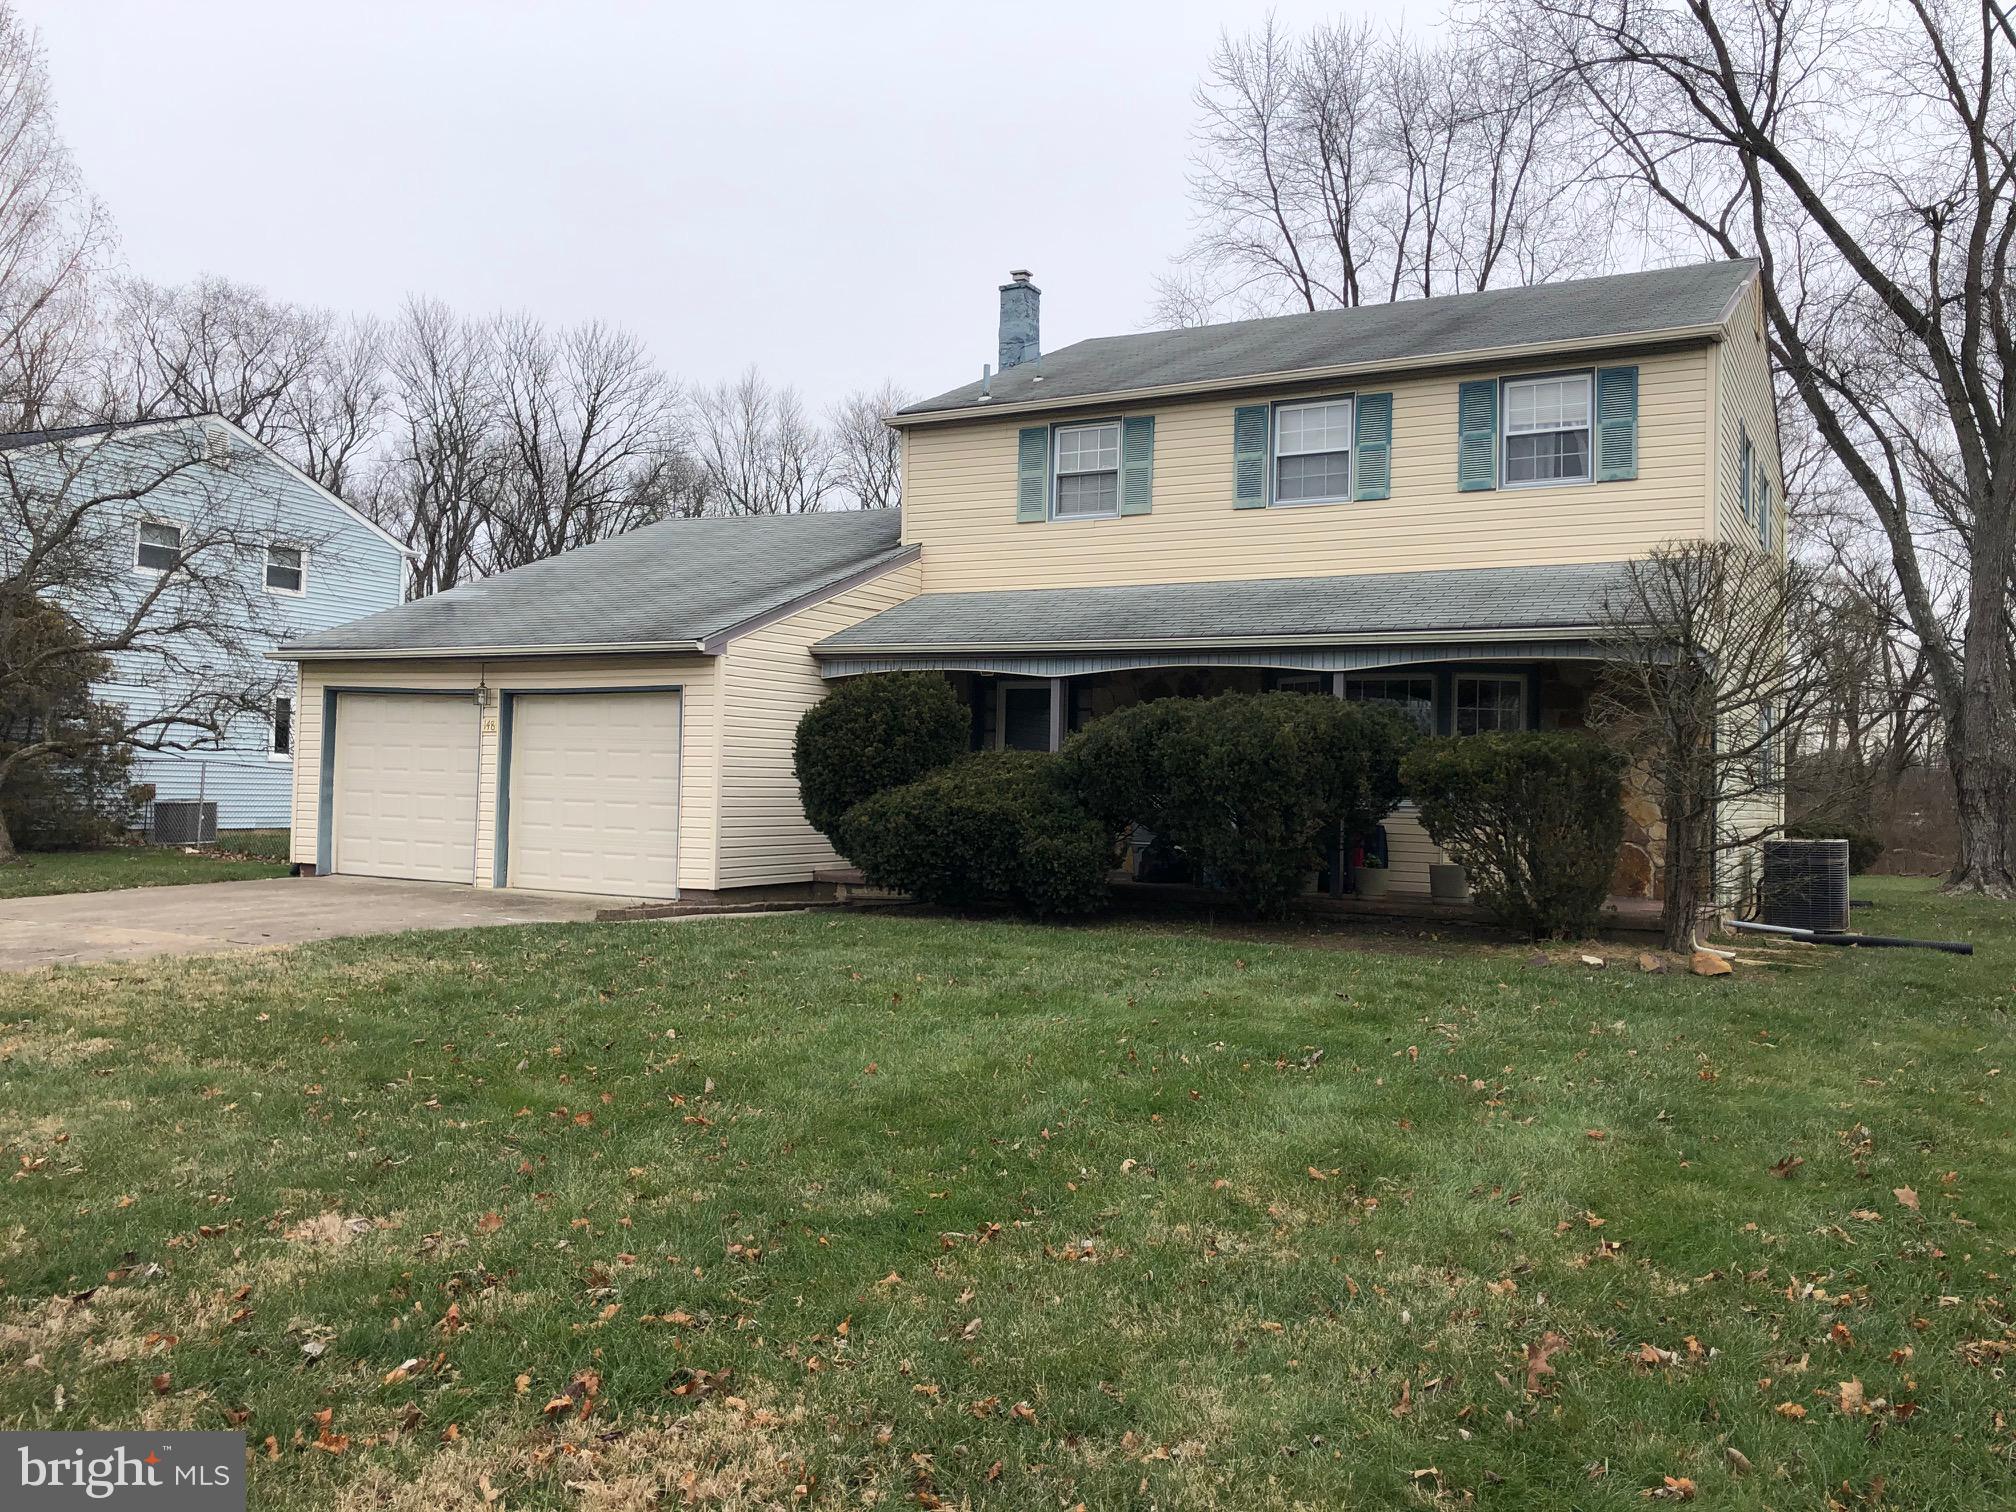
{"left": 1047, "top": 677, "right": 1067, "bottom": 752}
{"left": 1329, "top": 672, "right": 1348, "bottom": 896}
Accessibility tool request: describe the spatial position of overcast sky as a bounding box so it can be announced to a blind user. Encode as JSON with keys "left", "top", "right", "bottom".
{"left": 28, "top": 0, "right": 1419, "bottom": 412}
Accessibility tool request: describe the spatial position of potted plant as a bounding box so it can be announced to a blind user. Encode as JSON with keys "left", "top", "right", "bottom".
{"left": 1429, "top": 862, "right": 1471, "bottom": 902}
{"left": 1352, "top": 853, "right": 1390, "bottom": 899}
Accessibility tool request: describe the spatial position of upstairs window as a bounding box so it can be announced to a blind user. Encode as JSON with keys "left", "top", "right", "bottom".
{"left": 1453, "top": 674, "right": 1526, "bottom": 734}
{"left": 1502, "top": 374, "right": 1591, "bottom": 486}
{"left": 1273, "top": 398, "right": 1354, "bottom": 503}
{"left": 265, "top": 543, "right": 305, "bottom": 594}
{"left": 135, "top": 520, "right": 181, "bottom": 573}
{"left": 1054, "top": 422, "right": 1120, "bottom": 518}
{"left": 1341, "top": 676, "right": 1436, "bottom": 734}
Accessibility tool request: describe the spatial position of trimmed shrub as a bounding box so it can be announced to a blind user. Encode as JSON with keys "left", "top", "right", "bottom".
{"left": 1785, "top": 822, "right": 1885, "bottom": 876}
{"left": 1402, "top": 732, "right": 1626, "bottom": 939}
{"left": 793, "top": 672, "right": 969, "bottom": 840}
{"left": 1057, "top": 692, "right": 1412, "bottom": 916}
{"left": 835, "top": 751, "right": 1112, "bottom": 916}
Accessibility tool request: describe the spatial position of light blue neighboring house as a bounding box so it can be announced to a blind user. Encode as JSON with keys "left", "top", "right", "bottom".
{"left": 4, "top": 414, "right": 410, "bottom": 832}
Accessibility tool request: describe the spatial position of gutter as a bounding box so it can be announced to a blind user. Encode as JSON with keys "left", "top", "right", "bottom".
{"left": 888, "top": 324, "right": 1727, "bottom": 428}
{"left": 813, "top": 624, "right": 1608, "bottom": 657}
{"left": 270, "top": 639, "right": 708, "bottom": 662}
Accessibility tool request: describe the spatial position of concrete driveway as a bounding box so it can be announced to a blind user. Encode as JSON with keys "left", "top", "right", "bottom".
{"left": 0, "top": 875, "right": 644, "bottom": 972}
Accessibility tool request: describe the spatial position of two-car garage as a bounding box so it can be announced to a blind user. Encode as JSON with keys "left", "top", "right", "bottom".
{"left": 323, "top": 686, "right": 683, "bottom": 899}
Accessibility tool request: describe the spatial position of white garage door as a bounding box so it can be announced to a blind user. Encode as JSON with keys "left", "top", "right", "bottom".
{"left": 331, "top": 693, "right": 480, "bottom": 884}
{"left": 506, "top": 691, "right": 680, "bottom": 898}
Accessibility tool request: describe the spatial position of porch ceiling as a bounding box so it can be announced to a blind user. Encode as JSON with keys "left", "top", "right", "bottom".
{"left": 813, "top": 562, "right": 1636, "bottom": 678}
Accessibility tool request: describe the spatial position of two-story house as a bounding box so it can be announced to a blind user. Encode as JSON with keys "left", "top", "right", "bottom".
{"left": 6, "top": 415, "right": 409, "bottom": 833}
{"left": 276, "top": 259, "right": 1782, "bottom": 904}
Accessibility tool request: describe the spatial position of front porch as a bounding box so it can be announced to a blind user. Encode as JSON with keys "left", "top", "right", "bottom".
{"left": 809, "top": 563, "right": 1664, "bottom": 921}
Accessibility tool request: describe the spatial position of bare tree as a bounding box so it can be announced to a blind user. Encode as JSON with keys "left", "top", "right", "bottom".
{"left": 0, "top": 423, "right": 293, "bottom": 861}
{"left": 829, "top": 381, "right": 909, "bottom": 509}
{"left": 488, "top": 314, "right": 681, "bottom": 568}
{"left": 1593, "top": 541, "right": 1839, "bottom": 951}
{"left": 279, "top": 313, "right": 387, "bottom": 497}
{"left": 686, "top": 368, "right": 835, "bottom": 515}
{"left": 0, "top": 3, "right": 110, "bottom": 429}
{"left": 1158, "top": 19, "right": 1605, "bottom": 324}
{"left": 368, "top": 297, "right": 501, "bottom": 597}
{"left": 1467, "top": 0, "right": 2016, "bottom": 894}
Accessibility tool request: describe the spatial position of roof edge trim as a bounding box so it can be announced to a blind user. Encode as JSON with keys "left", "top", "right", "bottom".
{"left": 891, "top": 325, "right": 1725, "bottom": 427}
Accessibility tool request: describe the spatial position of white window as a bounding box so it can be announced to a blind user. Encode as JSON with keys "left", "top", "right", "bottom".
{"left": 1054, "top": 422, "right": 1120, "bottom": 518}
{"left": 1342, "top": 676, "right": 1436, "bottom": 735}
{"left": 135, "top": 520, "right": 181, "bottom": 573}
{"left": 995, "top": 681, "right": 1054, "bottom": 751}
{"left": 1273, "top": 398, "right": 1353, "bottom": 503}
{"left": 1502, "top": 374, "right": 1591, "bottom": 486}
{"left": 270, "top": 694, "right": 294, "bottom": 758}
{"left": 265, "top": 543, "right": 305, "bottom": 595}
{"left": 1453, "top": 675, "right": 1525, "bottom": 734}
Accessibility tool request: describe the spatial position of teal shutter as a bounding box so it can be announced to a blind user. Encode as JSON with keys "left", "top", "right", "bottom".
{"left": 1233, "top": 404, "right": 1269, "bottom": 507}
{"left": 1120, "top": 415, "right": 1155, "bottom": 515}
{"left": 1757, "top": 470, "right": 1771, "bottom": 549}
{"left": 1353, "top": 392, "right": 1392, "bottom": 500}
{"left": 1737, "top": 426, "right": 1752, "bottom": 522}
{"left": 1593, "top": 365, "right": 1639, "bottom": 481}
{"left": 1457, "top": 380, "right": 1497, "bottom": 491}
{"left": 1016, "top": 425, "right": 1049, "bottom": 522}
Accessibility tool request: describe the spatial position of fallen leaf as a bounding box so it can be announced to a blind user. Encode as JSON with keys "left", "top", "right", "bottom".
{"left": 1893, "top": 1186, "right": 1920, "bottom": 1212}
{"left": 1769, "top": 1155, "right": 1805, "bottom": 1178}
{"left": 475, "top": 1212, "right": 504, "bottom": 1234}
{"left": 1525, "top": 1330, "right": 1568, "bottom": 1395}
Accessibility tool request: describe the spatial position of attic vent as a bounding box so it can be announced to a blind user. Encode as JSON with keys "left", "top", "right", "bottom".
{"left": 204, "top": 424, "right": 232, "bottom": 466}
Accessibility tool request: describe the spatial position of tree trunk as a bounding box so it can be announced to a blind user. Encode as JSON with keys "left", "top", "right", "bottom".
{"left": 0, "top": 804, "right": 16, "bottom": 867}
{"left": 1945, "top": 503, "right": 2016, "bottom": 896}
{"left": 1659, "top": 794, "right": 1702, "bottom": 954}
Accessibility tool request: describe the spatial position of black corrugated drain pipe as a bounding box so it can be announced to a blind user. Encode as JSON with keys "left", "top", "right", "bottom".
{"left": 1727, "top": 919, "right": 1974, "bottom": 956}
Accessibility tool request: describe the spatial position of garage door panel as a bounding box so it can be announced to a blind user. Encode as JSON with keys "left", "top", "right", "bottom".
{"left": 507, "top": 691, "right": 679, "bottom": 898}
{"left": 332, "top": 693, "right": 480, "bottom": 884}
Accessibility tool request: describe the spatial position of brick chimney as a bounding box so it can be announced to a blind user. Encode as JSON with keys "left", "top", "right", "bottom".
{"left": 998, "top": 269, "right": 1040, "bottom": 371}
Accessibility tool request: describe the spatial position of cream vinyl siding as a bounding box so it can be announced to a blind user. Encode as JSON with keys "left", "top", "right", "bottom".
{"left": 329, "top": 693, "right": 481, "bottom": 883}
{"left": 291, "top": 654, "right": 721, "bottom": 893}
{"left": 506, "top": 691, "right": 681, "bottom": 897}
{"left": 716, "top": 557, "right": 923, "bottom": 888}
{"left": 1380, "top": 810, "right": 1442, "bottom": 894}
{"left": 901, "top": 344, "right": 1714, "bottom": 592}
{"left": 1712, "top": 277, "right": 1784, "bottom": 554}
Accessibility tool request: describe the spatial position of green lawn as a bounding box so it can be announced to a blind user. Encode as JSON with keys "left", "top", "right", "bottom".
{"left": 1, "top": 877, "right": 2010, "bottom": 1509}
{"left": 0, "top": 830, "right": 291, "bottom": 898}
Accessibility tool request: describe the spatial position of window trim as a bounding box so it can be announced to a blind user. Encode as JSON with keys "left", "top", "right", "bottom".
{"left": 1451, "top": 673, "right": 1529, "bottom": 735}
{"left": 1050, "top": 417, "right": 1124, "bottom": 521}
{"left": 1269, "top": 393, "right": 1356, "bottom": 507}
{"left": 1499, "top": 369, "right": 1595, "bottom": 490}
{"left": 264, "top": 540, "right": 308, "bottom": 597}
{"left": 134, "top": 518, "right": 183, "bottom": 576}
{"left": 269, "top": 692, "right": 294, "bottom": 760}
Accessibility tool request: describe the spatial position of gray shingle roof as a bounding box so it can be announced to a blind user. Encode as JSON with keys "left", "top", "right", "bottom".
{"left": 282, "top": 510, "right": 909, "bottom": 656}
{"left": 900, "top": 260, "right": 1755, "bottom": 420}
{"left": 815, "top": 562, "right": 1636, "bottom": 653}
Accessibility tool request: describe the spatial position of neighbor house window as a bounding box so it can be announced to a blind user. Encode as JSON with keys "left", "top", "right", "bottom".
{"left": 271, "top": 694, "right": 293, "bottom": 758}
{"left": 1342, "top": 676, "right": 1436, "bottom": 735}
{"left": 1502, "top": 374, "right": 1591, "bottom": 485}
{"left": 265, "top": 543, "right": 305, "bottom": 594}
{"left": 1453, "top": 675, "right": 1525, "bottom": 734}
{"left": 135, "top": 520, "right": 181, "bottom": 573}
{"left": 1273, "top": 397, "right": 1354, "bottom": 503}
{"left": 1054, "top": 422, "right": 1120, "bottom": 517}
